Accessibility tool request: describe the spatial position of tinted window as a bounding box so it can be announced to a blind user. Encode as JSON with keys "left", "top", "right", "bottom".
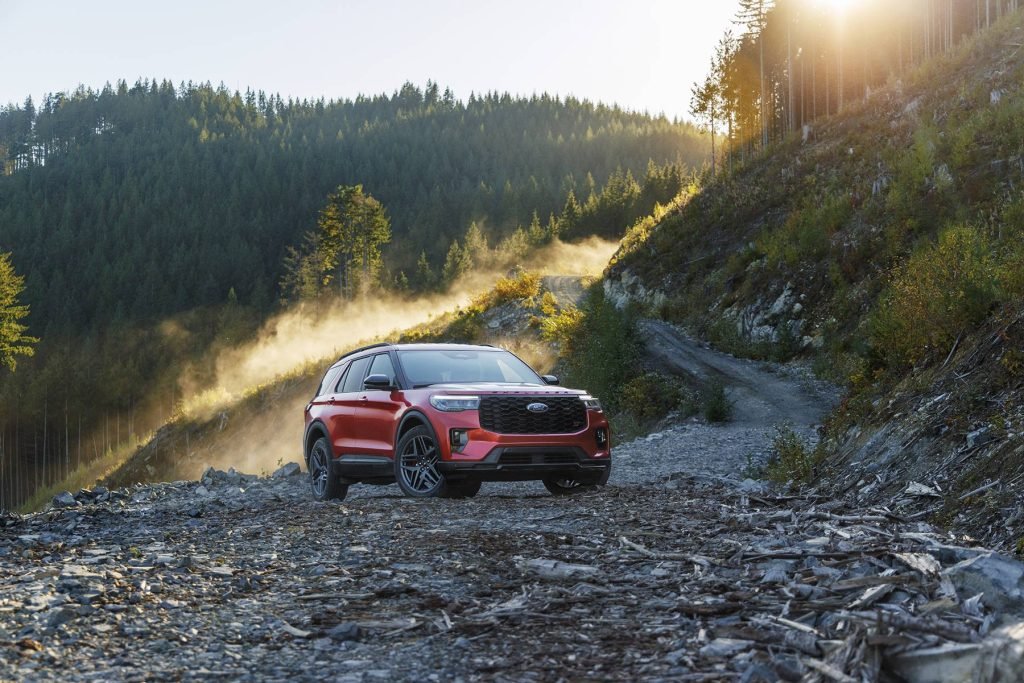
{"left": 397, "top": 349, "right": 542, "bottom": 387}
{"left": 341, "top": 356, "right": 372, "bottom": 393}
{"left": 317, "top": 364, "right": 345, "bottom": 397}
{"left": 334, "top": 367, "right": 349, "bottom": 393}
{"left": 368, "top": 353, "right": 396, "bottom": 385}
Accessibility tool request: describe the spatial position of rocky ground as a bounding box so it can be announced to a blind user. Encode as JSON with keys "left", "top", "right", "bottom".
{"left": 5, "top": 452, "right": 1024, "bottom": 681}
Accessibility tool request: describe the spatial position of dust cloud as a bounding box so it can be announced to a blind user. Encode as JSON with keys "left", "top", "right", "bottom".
{"left": 175, "top": 237, "right": 617, "bottom": 476}
{"left": 202, "top": 236, "right": 615, "bottom": 401}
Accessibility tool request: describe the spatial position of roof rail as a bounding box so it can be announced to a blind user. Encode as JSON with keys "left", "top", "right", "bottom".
{"left": 337, "top": 342, "right": 391, "bottom": 362}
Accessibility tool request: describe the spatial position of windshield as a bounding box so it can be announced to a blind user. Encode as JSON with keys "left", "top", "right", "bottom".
{"left": 398, "top": 349, "right": 543, "bottom": 387}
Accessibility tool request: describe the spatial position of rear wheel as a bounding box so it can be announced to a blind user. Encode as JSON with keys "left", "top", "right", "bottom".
{"left": 309, "top": 437, "right": 348, "bottom": 501}
{"left": 394, "top": 425, "right": 449, "bottom": 498}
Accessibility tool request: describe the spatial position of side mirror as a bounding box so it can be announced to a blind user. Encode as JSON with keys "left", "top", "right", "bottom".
{"left": 363, "top": 374, "right": 394, "bottom": 390}
{"left": 542, "top": 375, "right": 559, "bottom": 386}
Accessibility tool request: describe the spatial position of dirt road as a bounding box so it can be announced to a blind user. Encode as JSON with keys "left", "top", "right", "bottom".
{"left": 639, "top": 319, "right": 836, "bottom": 427}
{"left": 602, "top": 320, "right": 841, "bottom": 489}
{"left": 540, "top": 275, "right": 587, "bottom": 308}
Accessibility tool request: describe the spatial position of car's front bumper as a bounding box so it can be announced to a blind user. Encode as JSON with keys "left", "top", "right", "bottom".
{"left": 437, "top": 446, "right": 611, "bottom": 483}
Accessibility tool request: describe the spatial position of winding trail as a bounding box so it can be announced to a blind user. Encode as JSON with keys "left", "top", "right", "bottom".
{"left": 639, "top": 318, "right": 834, "bottom": 427}
{"left": 609, "top": 318, "right": 841, "bottom": 487}
{"left": 540, "top": 275, "right": 586, "bottom": 308}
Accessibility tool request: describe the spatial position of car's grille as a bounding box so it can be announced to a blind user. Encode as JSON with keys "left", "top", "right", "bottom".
{"left": 479, "top": 396, "right": 587, "bottom": 434}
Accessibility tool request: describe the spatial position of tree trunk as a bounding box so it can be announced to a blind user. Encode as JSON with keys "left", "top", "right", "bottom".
{"left": 788, "top": 18, "right": 795, "bottom": 134}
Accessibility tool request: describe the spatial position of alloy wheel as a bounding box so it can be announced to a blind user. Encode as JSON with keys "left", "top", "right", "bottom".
{"left": 310, "top": 442, "right": 331, "bottom": 498}
{"left": 398, "top": 434, "right": 442, "bottom": 494}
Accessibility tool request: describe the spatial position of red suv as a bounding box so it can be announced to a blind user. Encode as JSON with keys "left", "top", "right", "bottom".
{"left": 303, "top": 343, "right": 611, "bottom": 500}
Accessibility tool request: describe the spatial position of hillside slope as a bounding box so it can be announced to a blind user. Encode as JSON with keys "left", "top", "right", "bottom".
{"left": 606, "top": 14, "right": 1024, "bottom": 549}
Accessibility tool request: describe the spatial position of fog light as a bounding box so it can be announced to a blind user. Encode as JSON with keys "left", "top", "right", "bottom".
{"left": 595, "top": 428, "right": 608, "bottom": 447}
{"left": 450, "top": 429, "right": 469, "bottom": 452}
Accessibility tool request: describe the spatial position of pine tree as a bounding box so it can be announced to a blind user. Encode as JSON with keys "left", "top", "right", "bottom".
{"left": 441, "top": 240, "right": 472, "bottom": 284}
{"left": 527, "top": 211, "right": 547, "bottom": 246}
{"left": 690, "top": 74, "right": 722, "bottom": 175}
{"left": 0, "top": 252, "right": 37, "bottom": 371}
{"left": 463, "top": 221, "right": 490, "bottom": 268}
{"left": 415, "top": 252, "right": 437, "bottom": 291}
{"left": 560, "top": 190, "right": 581, "bottom": 236}
{"left": 736, "top": 0, "right": 773, "bottom": 148}
{"left": 315, "top": 184, "right": 391, "bottom": 297}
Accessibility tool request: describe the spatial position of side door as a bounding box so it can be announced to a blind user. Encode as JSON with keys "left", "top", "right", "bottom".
{"left": 356, "top": 352, "right": 405, "bottom": 457}
{"left": 310, "top": 363, "right": 347, "bottom": 456}
{"left": 334, "top": 355, "right": 372, "bottom": 455}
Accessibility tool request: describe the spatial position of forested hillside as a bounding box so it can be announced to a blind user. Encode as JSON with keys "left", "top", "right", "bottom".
{"left": 0, "top": 79, "right": 707, "bottom": 510}
{"left": 607, "top": 8, "right": 1024, "bottom": 547}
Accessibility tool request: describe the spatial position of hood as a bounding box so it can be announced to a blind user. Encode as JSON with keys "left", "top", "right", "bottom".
{"left": 423, "top": 383, "right": 586, "bottom": 396}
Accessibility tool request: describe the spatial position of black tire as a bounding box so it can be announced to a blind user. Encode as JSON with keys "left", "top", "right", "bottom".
{"left": 394, "top": 425, "right": 449, "bottom": 498}
{"left": 443, "top": 480, "right": 481, "bottom": 499}
{"left": 309, "top": 436, "right": 348, "bottom": 501}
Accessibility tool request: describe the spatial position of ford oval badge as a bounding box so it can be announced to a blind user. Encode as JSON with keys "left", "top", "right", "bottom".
{"left": 526, "top": 402, "right": 549, "bottom": 413}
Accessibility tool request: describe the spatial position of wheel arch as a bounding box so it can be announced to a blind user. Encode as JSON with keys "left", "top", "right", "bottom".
{"left": 304, "top": 420, "right": 330, "bottom": 466}
{"left": 396, "top": 410, "right": 440, "bottom": 452}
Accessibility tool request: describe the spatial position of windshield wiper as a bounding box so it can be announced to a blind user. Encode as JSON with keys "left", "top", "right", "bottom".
{"left": 412, "top": 383, "right": 435, "bottom": 389}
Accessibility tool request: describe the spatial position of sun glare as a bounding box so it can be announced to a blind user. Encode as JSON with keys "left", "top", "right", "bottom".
{"left": 819, "top": 0, "right": 856, "bottom": 12}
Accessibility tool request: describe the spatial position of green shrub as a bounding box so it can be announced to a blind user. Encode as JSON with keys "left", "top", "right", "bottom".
{"left": 765, "top": 426, "right": 822, "bottom": 483}
{"left": 702, "top": 380, "right": 733, "bottom": 422}
{"left": 489, "top": 271, "right": 541, "bottom": 305}
{"left": 559, "top": 286, "right": 641, "bottom": 413}
{"left": 620, "top": 372, "right": 683, "bottom": 424}
{"left": 760, "top": 194, "right": 850, "bottom": 269}
{"left": 469, "top": 270, "right": 541, "bottom": 311}
{"left": 538, "top": 303, "right": 583, "bottom": 344}
{"left": 871, "top": 225, "right": 998, "bottom": 367}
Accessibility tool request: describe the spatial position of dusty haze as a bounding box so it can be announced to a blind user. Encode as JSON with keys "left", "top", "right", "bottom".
{"left": 169, "top": 238, "right": 616, "bottom": 476}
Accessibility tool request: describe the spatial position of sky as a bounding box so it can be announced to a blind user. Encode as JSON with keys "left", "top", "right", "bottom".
{"left": 1, "top": 0, "right": 743, "bottom": 122}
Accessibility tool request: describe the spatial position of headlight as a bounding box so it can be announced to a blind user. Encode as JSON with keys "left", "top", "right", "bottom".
{"left": 429, "top": 395, "right": 481, "bottom": 412}
{"left": 579, "top": 395, "right": 602, "bottom": 411}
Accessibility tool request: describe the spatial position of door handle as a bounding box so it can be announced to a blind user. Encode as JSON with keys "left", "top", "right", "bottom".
{"left": 359, "top": 395, "right": 368, "bottom": 402}
{"left": 328, "top": 397, "right": 337, "bottom": 404}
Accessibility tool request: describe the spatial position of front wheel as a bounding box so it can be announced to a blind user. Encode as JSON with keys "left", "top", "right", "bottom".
{"left": 394, "top": 425, "right": 449, "bottom": 498}
{"left": 309, "top": 437, "right": 348, "bottom": 501}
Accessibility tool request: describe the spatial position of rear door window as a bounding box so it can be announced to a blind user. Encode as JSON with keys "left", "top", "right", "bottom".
{"left": 317, "top": 364, "right": 345, "bottom": 397}
{"left": 340, "top": 356, "right": 372, "bottom": 393}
